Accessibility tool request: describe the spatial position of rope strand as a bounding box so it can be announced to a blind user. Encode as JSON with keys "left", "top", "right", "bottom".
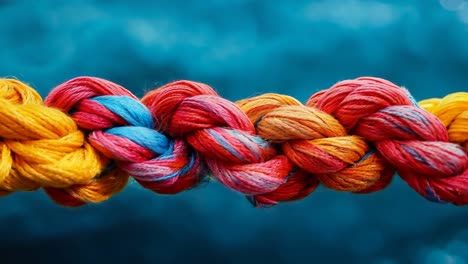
{"left": 0, "top": 77, "right": 466, "bottom": 207}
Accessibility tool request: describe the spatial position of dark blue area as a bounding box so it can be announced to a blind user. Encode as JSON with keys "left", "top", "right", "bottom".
{"left": 1, "top": 0, "right": 468, "bottom": 263}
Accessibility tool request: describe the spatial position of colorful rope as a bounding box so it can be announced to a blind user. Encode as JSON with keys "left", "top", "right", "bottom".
{"left": 0, "top": 77, "right": 466, "bottom": 207}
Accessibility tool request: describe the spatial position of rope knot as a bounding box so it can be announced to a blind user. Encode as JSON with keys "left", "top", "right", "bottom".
{"left": 308, "top": 77, "right": 468, "bottom": 205}
{"left": 142, "top": 81, "right": 297, "bottom": 199}
{"left": 45, "top": 77, "right": 202, "bottom": 200}
{"left": 237, "top": 93, "right": 393, "bottom": 193}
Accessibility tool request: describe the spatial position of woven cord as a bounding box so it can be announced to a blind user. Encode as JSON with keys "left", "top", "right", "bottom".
{"left": 0, "top": 77, "right": 466, "bottom": 207}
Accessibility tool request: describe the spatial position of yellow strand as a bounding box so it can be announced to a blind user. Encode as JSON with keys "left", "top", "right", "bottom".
{"left": 420, "top": 92, "right": 468, "bottom": 150}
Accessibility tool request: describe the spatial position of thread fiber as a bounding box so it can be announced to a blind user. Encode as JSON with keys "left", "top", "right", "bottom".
{"left": 0, "top": 76, "right": 465, "bottom": 207}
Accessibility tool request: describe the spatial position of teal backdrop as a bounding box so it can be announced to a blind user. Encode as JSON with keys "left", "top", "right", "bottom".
{"left": 0, "top": 0, "right": 467, "bottom": 263}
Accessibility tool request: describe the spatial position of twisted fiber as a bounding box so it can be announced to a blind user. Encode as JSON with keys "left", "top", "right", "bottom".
{"left": 0, "top": 77, "right": 466, "bottom": 207}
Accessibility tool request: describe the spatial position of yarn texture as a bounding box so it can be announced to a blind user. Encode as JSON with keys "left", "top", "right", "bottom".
{"left": 0, "top": 76, "right": 466, "bottom": 207}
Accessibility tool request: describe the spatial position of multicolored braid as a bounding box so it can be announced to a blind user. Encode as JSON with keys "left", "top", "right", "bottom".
{"left": 0, "top": 76, "right": 466, "bottom": 207}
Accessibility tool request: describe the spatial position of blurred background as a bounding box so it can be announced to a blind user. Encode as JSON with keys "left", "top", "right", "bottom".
{"left": 0, "top": 0, "right": 468, "bottom": 263}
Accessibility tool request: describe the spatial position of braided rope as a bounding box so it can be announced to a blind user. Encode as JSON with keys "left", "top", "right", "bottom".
{"left": 0, "top": 77, "right": 466, "bottom": 207}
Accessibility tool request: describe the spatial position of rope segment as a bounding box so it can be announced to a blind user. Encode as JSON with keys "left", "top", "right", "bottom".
{"left": 0, "top": 77, "right": 466, "bottom": 207}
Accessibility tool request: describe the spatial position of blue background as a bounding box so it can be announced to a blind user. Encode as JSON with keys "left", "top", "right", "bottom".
{"left": 1, "top": 0, "right": 468, "bottom": 263}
